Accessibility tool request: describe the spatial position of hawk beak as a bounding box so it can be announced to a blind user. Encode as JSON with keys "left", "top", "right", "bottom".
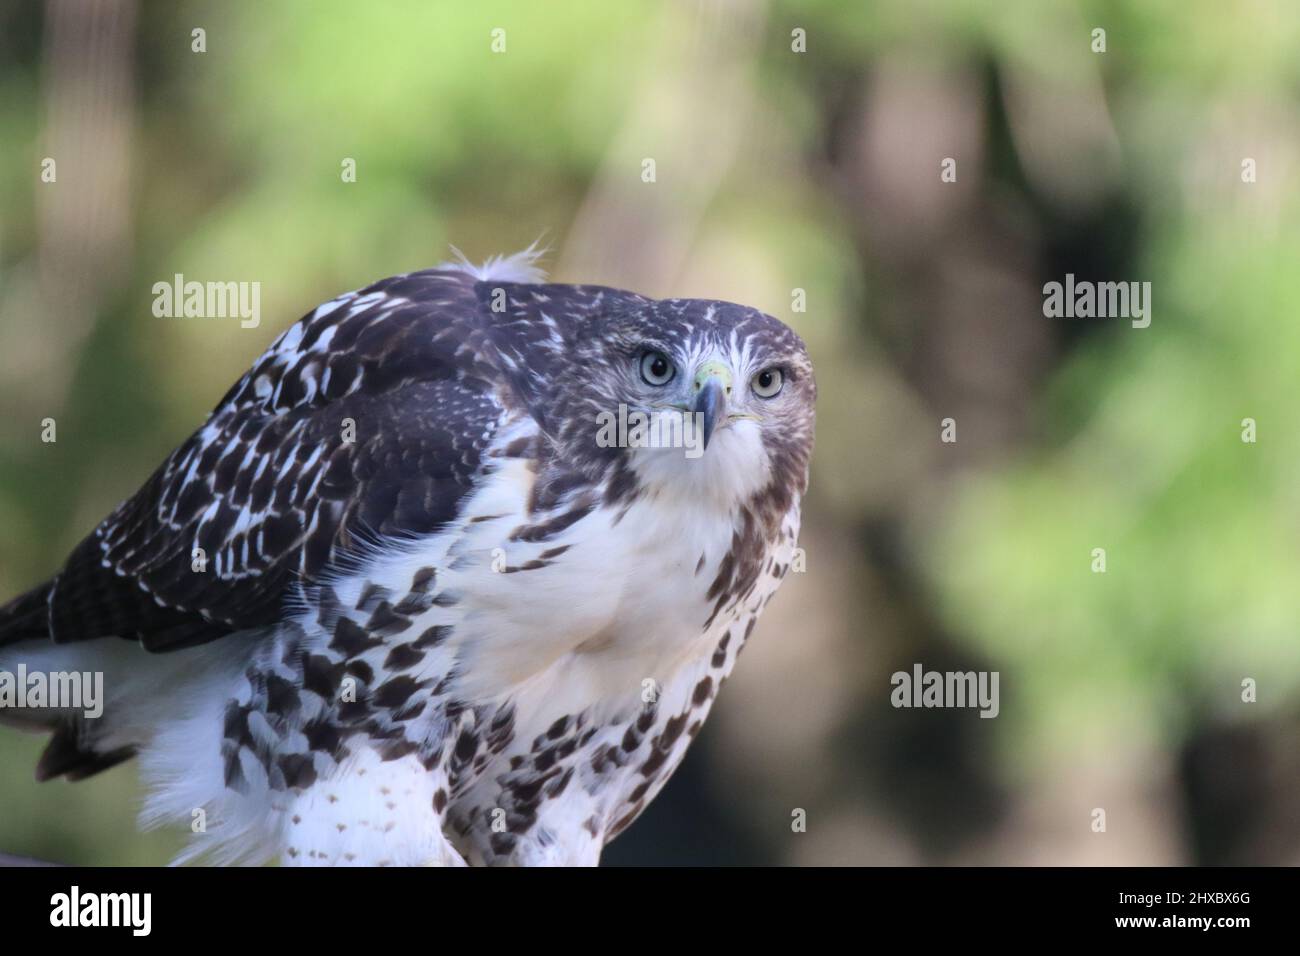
{"left": 692, "top": 362, "right": 732, "bottom": 451}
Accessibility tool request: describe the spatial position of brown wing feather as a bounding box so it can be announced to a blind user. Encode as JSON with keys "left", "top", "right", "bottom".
{"left": 2, "top": 269, "right": 637, "bottom": 653}
{"left": 27, "top": 269, "right": 505, "bottom": 651}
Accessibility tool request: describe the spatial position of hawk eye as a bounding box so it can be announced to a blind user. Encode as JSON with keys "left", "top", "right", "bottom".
{"left": 751, "top": 367, "right": 784, "bottom": 398}
{"left": 639, "top": 350, "right": 675, "bottom": 386}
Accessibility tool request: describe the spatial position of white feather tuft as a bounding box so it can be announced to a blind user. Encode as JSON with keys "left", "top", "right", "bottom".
{"left": 442, "top": 241, "right": 549, "bottom": 284}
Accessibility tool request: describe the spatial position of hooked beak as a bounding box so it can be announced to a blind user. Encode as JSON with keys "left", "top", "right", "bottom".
{"left": 692, "top": 362, "right": 732, "bottom": 451}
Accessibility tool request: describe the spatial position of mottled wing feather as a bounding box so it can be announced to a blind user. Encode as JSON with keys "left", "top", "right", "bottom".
{"left": 47, "top": 269, "right": 508, "bottom": 650}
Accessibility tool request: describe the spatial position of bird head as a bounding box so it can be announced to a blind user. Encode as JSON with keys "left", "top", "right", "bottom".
{"left": 553, "top": 297, "right": 816, "bottom": 511}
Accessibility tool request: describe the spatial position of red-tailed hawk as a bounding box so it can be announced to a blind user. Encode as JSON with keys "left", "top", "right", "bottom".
{"left": 0, "top": 250, "right": 815, "bottom": 865}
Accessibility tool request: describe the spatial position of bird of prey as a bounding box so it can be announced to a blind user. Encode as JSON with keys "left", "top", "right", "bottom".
{"left": 0, "top": 250, "right": 815, "bottom": 865}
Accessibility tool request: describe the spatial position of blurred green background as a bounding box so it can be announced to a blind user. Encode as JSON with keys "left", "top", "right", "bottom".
{"left": 2, "top": 0, "right": 1299, "bottom": 865}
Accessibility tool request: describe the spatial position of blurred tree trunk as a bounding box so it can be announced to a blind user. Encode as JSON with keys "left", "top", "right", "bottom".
{"left": 0, "top": 0, "right": 137, "bottom": 422}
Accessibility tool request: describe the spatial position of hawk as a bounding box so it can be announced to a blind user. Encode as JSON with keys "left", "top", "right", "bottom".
{"left": 0, "top": 250, "right": 815, "bottom": 865}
